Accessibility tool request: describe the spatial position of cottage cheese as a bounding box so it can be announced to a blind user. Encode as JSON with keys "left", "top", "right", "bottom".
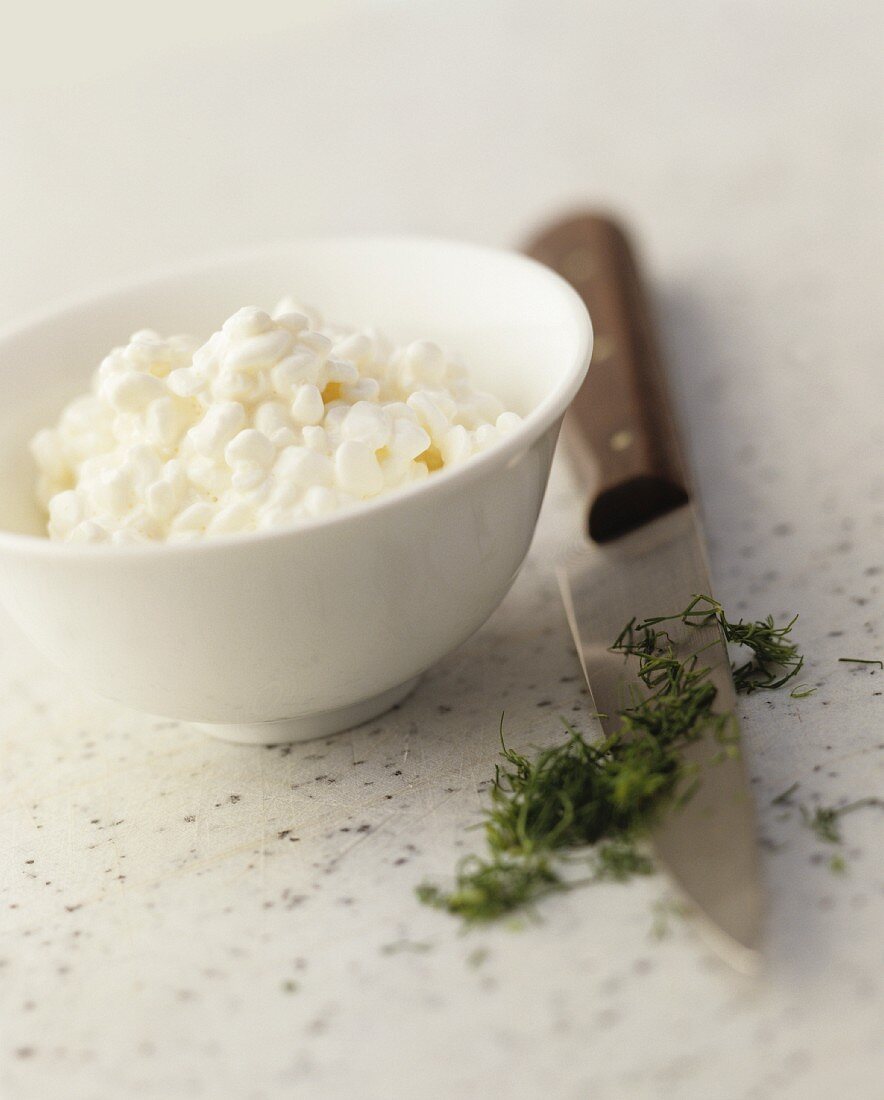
{"left": 31, "top": 300, "right": 522, "bottom": 543}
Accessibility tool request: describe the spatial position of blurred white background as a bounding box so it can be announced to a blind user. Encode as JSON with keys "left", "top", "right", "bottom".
{"left": 3, "top": 0, "right": 879, "bottom": 333}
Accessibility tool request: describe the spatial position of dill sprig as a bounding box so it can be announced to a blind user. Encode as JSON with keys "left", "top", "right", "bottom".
{"left": 772, "top": 790, "right": 883, "bottom": 874}
{"left": 771, "top": 781, "right": 800, "bottom": 806}
{"left": 417, "top": 597, "right": 806, "bottom": 926}
{"left": 593, "top": 839, "right": 655, "bottom": 881}
{"left": 631, "top": 594, "right": 804, "bottom": 693}
{"left": 416, "top": 853, "right": 563, "bottom": 924}
{"left": 800, "top": 798, "right": 883, "bottom": 844}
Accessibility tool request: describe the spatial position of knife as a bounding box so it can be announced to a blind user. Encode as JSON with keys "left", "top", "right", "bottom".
{"left": 526, "top": 214, "right": 763, "bottom": 974}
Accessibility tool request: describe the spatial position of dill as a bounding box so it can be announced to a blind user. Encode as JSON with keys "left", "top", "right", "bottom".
{"left": 417, "top": 596, "right": 807, "bottom": 926}
{"left": 789, "top": 684, "right": 816, "bottom": 699}
{"left": 592, "top": 839, "right": 655, "bottom": 881}
{"left": 800, "top": 798, "right": 883, "bottom": 844}
{"left": 838, "top": 657, "right": 883, "bottom": 669}
{"left": 771, "top": 781, "right": 800, "bottom": 806}
{"left": 802, "top": 805, "right": 842, "bottom": 843}
{"left": 632, "top": 594, "right": 804, "bottom": 693}
{"left": 485, "top": 714, "right": 695, "bottom": 858}
{"left": 416, "top": 853, "right": 563, "bottom": 924}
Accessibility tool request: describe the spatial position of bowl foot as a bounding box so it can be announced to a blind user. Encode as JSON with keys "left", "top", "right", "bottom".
{"left": 195, "top": 677, "right": 420, "bottom": 745}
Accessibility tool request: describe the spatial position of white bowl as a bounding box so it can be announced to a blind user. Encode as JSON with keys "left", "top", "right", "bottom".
{"left": 0, "top": 237, "right": 591, "bottom": 743}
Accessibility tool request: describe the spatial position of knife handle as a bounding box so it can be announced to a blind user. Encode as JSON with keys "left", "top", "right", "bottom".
{"left": 526, "top": 213, "right": 689, "bottom": 542}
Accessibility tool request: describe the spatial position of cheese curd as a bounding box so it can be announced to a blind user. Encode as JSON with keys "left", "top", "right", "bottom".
{"left": 31, "top": 301, "right": 523, "bottom": 543}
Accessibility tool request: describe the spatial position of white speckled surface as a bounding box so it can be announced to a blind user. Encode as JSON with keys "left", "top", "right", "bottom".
{"left": 1, "top": 3, "right": 882, "bottom": 1098}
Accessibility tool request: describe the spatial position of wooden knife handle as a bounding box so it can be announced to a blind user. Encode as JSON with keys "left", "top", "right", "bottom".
{"left": 525, "top": 213, "right": 689, "bottom": 542}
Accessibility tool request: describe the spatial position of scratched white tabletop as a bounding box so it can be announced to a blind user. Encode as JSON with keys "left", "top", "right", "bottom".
{"left": 1, "top": 3, "right": 882, "bottom": 1098}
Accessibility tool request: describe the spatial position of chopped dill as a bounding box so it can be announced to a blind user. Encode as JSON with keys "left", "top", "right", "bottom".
{"left": 771, "top": 781, "right": 800, "bottom": 806}
{"left": 592, "top": 839, "right": 655, "bottom": 881}
{"left": 417, "top": 596, "right": 807, "bottom": 926}
{"left": 485, "top": 715, "right": 693, "bottom": 858}
{"left": 800, "top": 798, "right": 883, "bottom": 844}
{"left": 838, "top": 657, "right": 883, "bottom": 669}
{"left": 801, "top": 805, "right": 842, "bottom": 844}
{"left": 630, "top": 594, "right": 804, "bottom": 693}
{"left": 416, "top": 853, "right": 563, "bottom": 924}
{"left": 789, "top": 684, "right": 816, "bottom": 699}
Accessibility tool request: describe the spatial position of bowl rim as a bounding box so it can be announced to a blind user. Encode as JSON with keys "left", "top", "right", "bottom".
{"left": 0, "top": 234, "right": 592, "bottom": 559}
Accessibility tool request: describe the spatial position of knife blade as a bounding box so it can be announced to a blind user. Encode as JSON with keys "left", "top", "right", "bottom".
{"left": 526, "top": 214, "right": 763, "bottom": 973}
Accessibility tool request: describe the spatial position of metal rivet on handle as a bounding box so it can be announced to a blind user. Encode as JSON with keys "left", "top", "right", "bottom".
{"left": 592, "top": 336, "right": 615, "bottom": 364}
{"left": 609, "top": 429, "right": 634, "bottom": 452}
